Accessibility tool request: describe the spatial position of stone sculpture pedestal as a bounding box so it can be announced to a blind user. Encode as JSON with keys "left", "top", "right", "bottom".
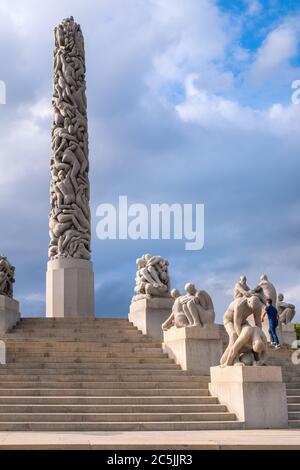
{"left": 0, "top": 295, "right": 20, "bottom": 334}
{"left": 163, "top": 324, "right": 223, "bottom": 374}
{"left": 46, "top": 258, "right": 95, "bottom": 318}
{"left": 281, "top": 323, "right": 297, "bottom": 348}
{"left": 209, "top": 365, "right": 288, "bottom": 429}
{"left": 129, "top": 297, "right": 174, "bottom": 341}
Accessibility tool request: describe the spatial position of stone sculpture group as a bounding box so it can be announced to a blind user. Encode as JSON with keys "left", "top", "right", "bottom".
{"left": 162, "top": 283, "right": 215, "bottom": 330}
{"left": 132, "top": 254, "right": 171, "bottom": 302}
{"left": 0, "top": 256, "right": 15, "bottom": 298}
{"left": 49, "top": 16, "right": 91, "bottom": 261}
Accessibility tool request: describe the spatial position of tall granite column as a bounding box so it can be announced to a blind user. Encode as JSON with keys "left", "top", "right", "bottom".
{"left": 46, "top": 17, "right": 94, "bottom": 317}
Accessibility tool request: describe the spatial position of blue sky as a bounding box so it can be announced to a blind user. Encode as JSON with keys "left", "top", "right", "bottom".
{"left": 0, "top": 0, "right": 299, "bottom": 321}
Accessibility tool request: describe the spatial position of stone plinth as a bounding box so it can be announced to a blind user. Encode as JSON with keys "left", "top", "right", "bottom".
{"left": 46, "top": 258, "right": 94, "bottom": 318}
{"left": 163, "top": 324, "right": 223, "bottom": 374}
{"left": 281, "top": 323, "right": 297, "bottom": 348}
{"left": 129, "top": 297, "right": 173, "bottom": 341}
{"left": 209, "top": 366, "right": 288, "bottom": 429}
{"left": 0, "top": 295, "right": 20, "bottom": 334}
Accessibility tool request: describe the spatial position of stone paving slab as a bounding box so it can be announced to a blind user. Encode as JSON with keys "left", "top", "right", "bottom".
{"left": 0, "top": 430, "right": 299, "bottom": 450}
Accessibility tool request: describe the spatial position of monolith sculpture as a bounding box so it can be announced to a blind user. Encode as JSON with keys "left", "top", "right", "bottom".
{"left": 46, "top": 17, "right": 94, "bottom": 317}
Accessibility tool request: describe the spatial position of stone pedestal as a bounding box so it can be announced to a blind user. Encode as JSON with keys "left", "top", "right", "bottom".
{"left": 209, "top": 366, "right": 288, "bottom": 429}
{"left": 163, "top": 324, "right": 223, "bottom": 374}
{"left": 0, "top": 295, "right": 20, "bottom": 334}
{"left": 46, "top": 258, "right": 95, "bottom": 318}
{"left": 129, "top": 297, "right": 173, "bottom": 341}
{"left": 281, "top": 323, "right": 297, "bottom": 348}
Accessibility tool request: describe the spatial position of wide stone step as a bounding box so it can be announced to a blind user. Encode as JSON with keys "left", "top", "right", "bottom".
{"left": 0, "top": 373, "right": 202, "bottom": 382}
{"left": 289, "top": 420, "right": 300, "bottom": 428}
{"left": 0, "top": 404, "right": 227, "bottom": 413}
{"left": 288, "top": 404, "right": 300, "bottom": 411}
{"left": 7, "top": 349, "right": 165, "bottom": 359}
{"left": 286, "top": 383, "right": 300, "bottom": 388}
{"left": 7, "top": 333, "right": 144, "bottom": 340}
{"left": 5, "top": 338, "right": 159, "bottom": 346}
{"left": 2, "top": 366, "right": 185, "bottom": 374}
{"left": 286, "top": 389, "right": 300, "bottom": 396}
{"left": 11, "top": 325, "right": 137, "bottom": 331}
{"left": 287, "top": 396, "right": 300, "bottom": 403}
{"left": 0, "top": 381, "right": 206, "bottom": 389}
{"left": 0, "top": 396, "right": 218, "bottom": 405}
{"left": 0, "top": 411, "right": 236, "bottom": 422}
{"left": 6, "top": 357, "right": 170, "bottom": 365}
{"left": 0, "top": 366, "right": 185, "bottom": 375}
{"left": 0, "top": 388, "right": 209, "bottom": 397}
{"left": 5, "top": 342, "right": 162, "bottom": 351}
{"left": 16, "top": 318, "right": 129, "bottom": 324}
{"left": 0, "top": 421, "right": 243, "bottom": 431}
{"left": 288, "top": 411, "right": 300, "bottom": 420}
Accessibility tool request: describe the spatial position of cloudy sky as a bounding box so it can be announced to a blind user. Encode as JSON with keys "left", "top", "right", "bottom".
{"left": 0, "top": 0, "right": 299, "bottom": 321}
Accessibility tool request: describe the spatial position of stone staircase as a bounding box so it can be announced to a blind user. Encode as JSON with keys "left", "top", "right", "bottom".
{"left": 0, "top": 318, "right": 243, "bottom": 431}
{"left": 267, "top": 346, "right": 300, "bottom": 428}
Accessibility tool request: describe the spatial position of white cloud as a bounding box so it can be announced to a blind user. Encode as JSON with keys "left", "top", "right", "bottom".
{"left": 284, "top": 285, "right": 300, "bottom": 305}
{"left": 245, "top": 0, "right": 262, "bottom": 16}
{"left": 175, "top": 73, "right": 300, "bottom": 135}
{"left": 250, "top": 20, "right": 300, "bottom": 80}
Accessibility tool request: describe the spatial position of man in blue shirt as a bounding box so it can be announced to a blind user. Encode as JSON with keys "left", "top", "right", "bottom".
{"left": 262, "top": 298, "right": 281, "bottom": 349}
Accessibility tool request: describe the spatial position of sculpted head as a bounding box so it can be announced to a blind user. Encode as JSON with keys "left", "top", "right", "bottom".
{"left": 278, "top": 293, "right": 284, "bottom": 301}
{"left": 240, "top": 275, "right": 247, "bottom": 284}
{"left": 260, "top": 274, "right": 268, "bottom": 282}
{"left": 58, "top": 170, "right": 65, "bottom": 181}
{"left": 246, "top": 294, "right": 261, "bottom": 312}
{"left": 185, "top": 283, "right": 196, "bottom": 295}
{"left": 136, "top": 257, "right": 146, "bottom": 268}
{"left": 171, "top": 288, "right": 180, "bottom": 299}
{"left": 253, "top": 337, "right": 265, "bottom": 354}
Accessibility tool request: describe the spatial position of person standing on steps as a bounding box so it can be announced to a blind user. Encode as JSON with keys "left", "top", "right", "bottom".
{"left": 262, "top": 298, "right": 281, "bottom": 349}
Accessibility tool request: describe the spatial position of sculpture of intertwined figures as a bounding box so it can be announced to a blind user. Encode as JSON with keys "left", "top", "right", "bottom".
{"left": 132, "top": 254, "right": 171, "bottom": 302}
{"left": 0, "top": 256, "right": 15, "bottom": 298}
{"left": 162, "top": 283, "right": 215, "bottom": 331}
{"left": 49, "top": 16, "right": 91, "bottom": 261}
{"left": 220, "top": 275, "right": 268, "bottom": 367}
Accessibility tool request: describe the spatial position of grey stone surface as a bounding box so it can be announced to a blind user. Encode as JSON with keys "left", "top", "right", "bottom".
{"left": 209, "top": 366, "right": 289, "bottom": 429}
{"left": 129, "top": 297, "right": 174, "bottom": 341}
{"left": 46, "top": 258, "right": 94, "bottom": 318}
{"left": 163, "top": 324, "right": 223, "bottom": 374}
{"left": 0, "top": 295, "right": 20, "bottom": 334}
